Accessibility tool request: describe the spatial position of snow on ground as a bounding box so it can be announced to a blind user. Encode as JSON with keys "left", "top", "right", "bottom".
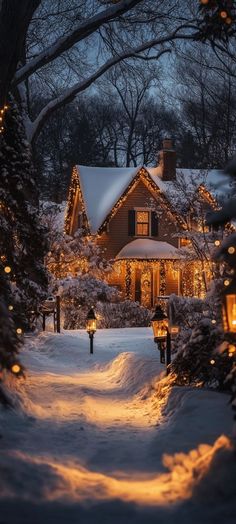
{"left": 0, "top": 328, "right": 235, "bottom": 524}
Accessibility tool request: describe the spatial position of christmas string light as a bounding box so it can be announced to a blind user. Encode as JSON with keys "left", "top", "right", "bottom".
{"left": 0, "top": 104, "right": 9, "bottom": 134}
{"left": 64, "top": 166, "right": 88, "bottom": 235}
{"left": 11, "top": 363, "right": 22, "bottom": 375}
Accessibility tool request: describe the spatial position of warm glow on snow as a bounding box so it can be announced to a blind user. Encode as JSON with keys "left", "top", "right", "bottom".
{"left": 1, "top": 330, "right": 233, "bottom": 518}
{"left": 22, "top": 353, "right": 172, "bottom": 427}
{"left": 7, "top": 436, "right": 231, "bottom": 506}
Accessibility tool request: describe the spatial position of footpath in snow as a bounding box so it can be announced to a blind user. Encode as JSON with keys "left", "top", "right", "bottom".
{"left": 0, "top": 328, "right": 235, "bottom": 524}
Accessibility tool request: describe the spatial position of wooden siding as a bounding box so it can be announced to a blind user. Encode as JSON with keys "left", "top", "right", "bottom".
{"left": 96, "top": 179, "right": 178, "bottom": 261}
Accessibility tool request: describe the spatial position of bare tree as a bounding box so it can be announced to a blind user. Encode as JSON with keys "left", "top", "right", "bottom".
{"left": 0, "top": 0, "right": 203, "bottom": 144}
{"left": 174, "top": 46, "right": 236, "bottom": 168}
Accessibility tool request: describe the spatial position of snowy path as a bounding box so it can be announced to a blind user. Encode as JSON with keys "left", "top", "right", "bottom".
{"left": 0, "top": 328, "right": 235, "bottom": 524}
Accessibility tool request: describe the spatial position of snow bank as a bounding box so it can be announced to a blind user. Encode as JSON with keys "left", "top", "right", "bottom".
{"left": 0, "top": 436, "right": 234, "bottom": 509}
{"left": 0, "top": 329, "right": 234, "bottom": 523}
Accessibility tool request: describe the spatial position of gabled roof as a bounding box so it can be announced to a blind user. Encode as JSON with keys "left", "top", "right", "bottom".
{"left": 72, "top": 165, "right": 224, "bottom": 235}
{"left": 77, "top": 165, "right": 140, "bottom": 234}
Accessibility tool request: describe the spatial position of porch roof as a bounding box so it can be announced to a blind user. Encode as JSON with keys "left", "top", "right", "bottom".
{"left": 116, "top": 239, "right": 182, "bottom": 260}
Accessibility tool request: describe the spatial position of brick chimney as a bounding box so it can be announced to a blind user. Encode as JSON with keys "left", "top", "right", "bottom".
{"left": 158, "top": 138, "right": 176, "bottom": 181}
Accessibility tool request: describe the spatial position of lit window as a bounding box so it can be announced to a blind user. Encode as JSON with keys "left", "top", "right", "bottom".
{"left": 136, "top": 211, "right": 149, "bottom": 236}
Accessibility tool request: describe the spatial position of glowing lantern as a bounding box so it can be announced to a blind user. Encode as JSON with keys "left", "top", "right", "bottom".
{"left": 16, "top": 328, "right": 23, "bottom": 335}
{"left": 4, "top": 266, "right": 11, "bottom": 274}
{"left": 86, "top": 308, "right": 97, "bottom": 335}
{"left": 222, "top": 280, "right": 236, "bottom": 333}
{"left": 151, "top": 306, "right": 168, "bottom": 341}
{"left": 151, "top": 305, "right": 172, "bottom": 373}
{"left": 86, "top": 308, "right": 97, "bottom": 354}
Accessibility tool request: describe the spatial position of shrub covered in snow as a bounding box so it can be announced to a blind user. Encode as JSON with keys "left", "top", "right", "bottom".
{"left": 56, "top": 276, "right": 151, "bottom": 330}
{"left": 56, "top": 274, "right": 119, "bottom": 329}
{"left": 96, "top": 300, "right": 151, "bottom": 329}
{"left": 169, "top": 290, "right": 233, "bottom": 389}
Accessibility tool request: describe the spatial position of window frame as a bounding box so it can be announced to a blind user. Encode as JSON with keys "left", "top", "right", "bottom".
{"left": 134, "top": 208, "right": 151, "bottom": 237}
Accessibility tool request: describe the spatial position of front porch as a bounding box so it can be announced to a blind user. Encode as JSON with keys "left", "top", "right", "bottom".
{"left": 107, "top": 239, "right": 208, "bottom": 307}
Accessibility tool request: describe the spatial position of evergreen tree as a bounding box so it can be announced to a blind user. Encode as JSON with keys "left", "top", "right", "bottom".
{"left": 0, "top": 99, "right": 48, "bottom": 386}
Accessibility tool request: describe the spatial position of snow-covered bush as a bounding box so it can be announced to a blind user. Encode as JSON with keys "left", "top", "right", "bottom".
{"left": 169, "top": 290, "right": 232, "bottom": 389}
{"left": 56, "top": 274, "right": 119, "bottom": 329}
{"left": 171, "top": 317, "right": 228, "bottom": 387}
{"left": 96, "top": 300, "right": 151, "bottom": 328}
{"left": 55, "top": 276, "right": 151, "bottom": 329}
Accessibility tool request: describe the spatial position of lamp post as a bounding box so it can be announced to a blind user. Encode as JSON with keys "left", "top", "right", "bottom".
{"left": 86, "top": 308, "right": 97, "bottom": 354}
{"left": 151, "top": 305, "right": 172, "bottom": 373}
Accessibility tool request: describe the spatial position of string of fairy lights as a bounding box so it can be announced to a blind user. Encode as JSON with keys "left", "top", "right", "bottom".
{"left": 0, "top": 104, "right": 9, "bottom": 134}
{"left": 0, "top": 103, "right": 22, "bottom": 375}
{"left": 64, "top": 166, "right": 89, "bottom": 235}
{"left": 1, "top": 257, "right": 23, "bottom": 376}
{"left": 199, "top": 0, "right": 235, "bottom": 26}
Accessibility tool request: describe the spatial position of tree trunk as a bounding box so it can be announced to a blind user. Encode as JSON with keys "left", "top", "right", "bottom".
{"left": 0, "top": 0, "right": 40, "bottom": 107}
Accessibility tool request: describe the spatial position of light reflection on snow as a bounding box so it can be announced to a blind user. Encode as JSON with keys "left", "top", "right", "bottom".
{"left": 1, "top": 330, "right": 234, "bottom": 513}
{"left": 20, "top": 353, "right": 173, "bottom": 428}
{"left": 3, "top": 436, "right": 231, "bottom": 506}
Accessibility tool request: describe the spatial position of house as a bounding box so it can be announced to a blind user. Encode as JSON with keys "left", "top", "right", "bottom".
{"left": 65, "top": 139, "right": 220, "bottom": 307}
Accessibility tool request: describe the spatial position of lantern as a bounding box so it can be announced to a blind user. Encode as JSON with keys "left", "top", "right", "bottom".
{"left": 86, "top": 308, "right": 97, "bottom": 354}
{"left": 86, "top": 308, "right": 97, "bottom": 335}
{"left": 222, "top": 280, "right": 236, "bottom": 333}
{"left": 151, "top": 306, "right": 168, "bottom": 341}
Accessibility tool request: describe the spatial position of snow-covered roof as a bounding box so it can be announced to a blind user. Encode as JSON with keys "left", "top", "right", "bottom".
{"left": 116, "top": 239, "right": 182, "bottom": 260}
{"left": 76, "top": 164, "right": 228, "bottom": 234}
{"left": 77, "top": 165, "right": 140, "bottom": 234}
{"left": 147, "top": 167, "right": 226, "bottom": 201}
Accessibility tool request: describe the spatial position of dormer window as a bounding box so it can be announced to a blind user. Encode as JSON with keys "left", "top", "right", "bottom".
{"left": 136, "top": 211, "right": 149, "bottom": 236}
